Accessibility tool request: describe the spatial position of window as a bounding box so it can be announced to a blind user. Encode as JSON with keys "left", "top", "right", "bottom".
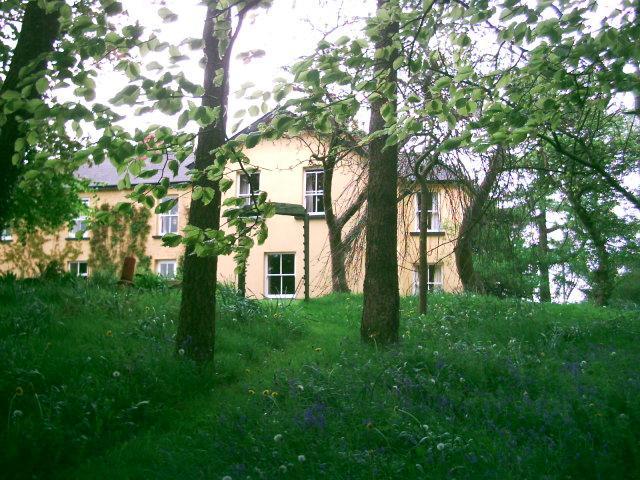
{"left": 304, "top": 169, "right": 324, "bottom": 214}
{"left": 413, "top": 264, "right": 443, "bottom": 294}
{"left": 415, "top": 191, "right": 440, "bottom": 231}
{"left": 69, "top": 261, "right": 88, "bottom": 277}
{"left": 1, "top": 228, "right": 11, "bottom": 241}
{"left": 69, "top": 198, "right": 90, "bottom": 238}
{"left": 158, "top": 196, "right": 178, "bottom": 235}
{"left": 265, "top": 253, "right": 296, "bottom": 298}
{"left": 157, "top": 260, "right": 177, "bottom": 278}
{"left": 238, "top": 172, "right": 261, "bottom": 206}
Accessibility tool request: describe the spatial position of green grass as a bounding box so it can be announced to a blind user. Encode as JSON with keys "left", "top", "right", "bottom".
{"left": 1, "top": 278, "right": 639, "bottom": 479}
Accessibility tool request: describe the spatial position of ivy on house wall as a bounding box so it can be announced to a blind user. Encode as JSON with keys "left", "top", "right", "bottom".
{"left": 0, "top": 229, "right": 82, "bottom": 278}
{"left": 89, "top": 203, "right": 151, "bottom": 274}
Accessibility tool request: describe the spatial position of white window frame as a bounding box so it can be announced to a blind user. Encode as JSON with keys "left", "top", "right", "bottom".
{"left": 157, "top": 260, "right": 177, "bottom": 278}
{"left": 304, "top": 168, "right": 325, "bottom": 215}
{"left": 413, "top": 264, "right": 443, "bottom": 294}
{"left": 68, "top": 198, "right": 90, "bottom": 239}
{"left": 1, "top": 228, "right": 11, "bottom": 241}
{"left": 265, "top": 252, "right": 296, "bottom": 299}
{"left": 68, "top": 261, "right": 88, "bottom": 278}
{"left": 158, "top": 196, "right": 179, "bottom": 235}
{"left": 415, "top": 190, "right": 441, "bottom": 232}
{"left": 237, "top": 171, "right": 261, "bottom": 206}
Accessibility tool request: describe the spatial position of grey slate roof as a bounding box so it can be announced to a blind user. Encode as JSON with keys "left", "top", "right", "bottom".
{"left": 75, "top": 154, "right": 193, "bottom": 188}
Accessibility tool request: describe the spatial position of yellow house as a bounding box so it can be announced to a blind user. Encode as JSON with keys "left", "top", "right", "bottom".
{"left": 0, "top": 134, "right": 463, "bottom": 298}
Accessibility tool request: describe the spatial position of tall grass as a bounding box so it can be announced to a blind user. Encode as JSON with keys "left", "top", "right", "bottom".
{"left": 1, "top": 279, "right": 638, "bottom": 479}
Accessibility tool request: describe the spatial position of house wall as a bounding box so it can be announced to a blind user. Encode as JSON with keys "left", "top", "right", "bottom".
{"left": 0, "top": 136, "right": 463, "bottom": 297}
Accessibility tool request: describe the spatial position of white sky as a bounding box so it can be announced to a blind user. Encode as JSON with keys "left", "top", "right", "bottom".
{"left": 96, "top": 0, "right": 374, "bottom": 133}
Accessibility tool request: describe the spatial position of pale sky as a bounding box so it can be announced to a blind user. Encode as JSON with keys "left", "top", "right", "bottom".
{"left": 94, "top": 0, "right": 375, "bottom": 134}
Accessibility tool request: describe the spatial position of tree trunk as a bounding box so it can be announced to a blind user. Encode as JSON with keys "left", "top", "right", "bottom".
{"left": 176, "top": 4, "right": 231, "bottom": 362}
{"left": 566, "top": 188, "right": 614, "bottom": 306}
{"left": 536, "top": 208, "right": 552, "bottom": 302}
{"left": 237, "top": 262, "right": 247, "bottom": 298}
{"left": 323, "top": 157, "right": 350, "bottom": 293}
{"left": 418, "top": 180, "right": 430, "bottom": 314}
{"left": 455, "top": 148, "right": 504, "bottom": 292}
{"left": 0, "top": 2, "right": 60, "bottom": 227}
{"left": 361, "top": 0, "right": 400, "bottom": 344}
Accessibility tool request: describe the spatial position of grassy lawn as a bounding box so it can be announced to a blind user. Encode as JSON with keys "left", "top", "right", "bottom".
{"left": 1, "top": 278, "right": 639, "bottom": 479}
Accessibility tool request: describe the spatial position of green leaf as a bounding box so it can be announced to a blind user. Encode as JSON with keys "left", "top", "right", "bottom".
{"left": 244, "top": 132, "right": 261, "bottom": 149}
{"left": 434, "top": 77, "right": 452, "bottom": 89}
{"left": 177, "top": 110, "right": 189, "bottom": 129}
{"left": 161, "top": 233, "right": 182, "bottom": 247}
{"left": 158, "top": 7, "right": 178, "bottom": 22}
{"left": 35, "top": 77, "right": 48, "bottom": 95}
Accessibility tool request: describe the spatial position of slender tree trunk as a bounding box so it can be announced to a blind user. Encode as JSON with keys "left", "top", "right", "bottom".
{"left": 237, "top": 262, "right": 247, "bottom": 298}
{"left": 536, "top": 208, "right": 552, "bottom": 302}
{"left": 455, "top": 148, "right": 504, "bottom": 292}
{"left": 176, "top": 4, "right": 231, "bottom": 362}
{"left": 323, "top": 158, "right": 350, "bottom": 292}
{"left": 0, "top": 2, "right": 60, "bottom": 227}
{"left": 361, "top": 0, "right": 400, "bottom": 344}
{"left": 566, "top": 189, "right": 614, "bottom": 306}
{"left": 418, "top": 179, "right": 429, "bottom": 314}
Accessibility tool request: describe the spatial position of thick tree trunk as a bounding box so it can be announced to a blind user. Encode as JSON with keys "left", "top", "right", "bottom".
{"left": 176, "top": 4, "right": 230, "bottom": 362}
{"left": 0, "top": 2, "right": 60, "bottom": 227}
{"left": 536, "top": 208, "right": 552, "bottom": 302}
{"left": 455, "top": 148, "right": 504, "bottom": 292}
{"left": 361, "top": 0, "right": 400, "bottom": 344}
{"left": 323, "top": 158, "right": 350, "bottom": 293}
{"left": 566, "top": 189, "right": 614, "bottom": 306}
{"left": 418, "top": 180, "right": 429, "bottom": 314}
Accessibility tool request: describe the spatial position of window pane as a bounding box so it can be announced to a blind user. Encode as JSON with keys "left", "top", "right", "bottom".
{"left": 170, "top": 216, "right": 178, "bottom": 233}
{"left": 305, "top": 195, "right": 315, "bottom": 212}
{"left": 239, "top": 174, "right": 249, "bottom": 195}
{"left": 425, "top": 191, "right": 434, "bottom": 210}
{"left": 79, "top": 262, "right": 88, "bottom": 276}
{"left": 249, "top": 173, "right": 260, "bottom": 192}
{"left": 428, "top": 265, "right": 435, "bottom": 284}
{"left": 268, "top": 276, "right": 281, "bottom": 295}
{"left": 267, "top": 254, "right": 281, "bottom": 274}
{"left": 281, "top": 254, "right": 294, "bottom": 274}
{"left": 281, "top": 275, "right": 295, "bottom": 295}
{"left": 315, "top": 195, "right": 324, "bottom": 213}
{"left": 305, "top": 171, "right": 314, "bottom": 192}
{"left": 315, "top": 172, "right": 324, "bottom": 191}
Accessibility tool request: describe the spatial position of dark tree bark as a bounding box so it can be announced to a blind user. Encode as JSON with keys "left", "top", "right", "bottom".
{"left": 0, "top": 2, "right": 60, "bottom": 228}
{"left": 361, "top": 0, "right": 400, "bottom": 344}
{"left": 536, "top": 208, "right": 552, "bottom": 302}
{"left": 176, "top": 3, "right": 242, "bottom": 362}
{"left": 455, "top": 148, "right": 504, "bottom": 292}
{"left": 566, "top": 188, "right": 614, "bottom": 306}
{"left": 417, "top": 179, "right": 430, "bottom": 314}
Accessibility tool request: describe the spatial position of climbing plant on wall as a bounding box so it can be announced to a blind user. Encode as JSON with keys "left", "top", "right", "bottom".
{"left": 0, "top": 228, "right": 81, "bottom": 278}
{"left": 89, "top": 203, "right": 151, "bottom": 274}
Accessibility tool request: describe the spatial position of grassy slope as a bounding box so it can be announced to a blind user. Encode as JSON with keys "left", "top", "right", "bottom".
{"left": 1, "top": 280, "right": 639, "bottom": 479}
